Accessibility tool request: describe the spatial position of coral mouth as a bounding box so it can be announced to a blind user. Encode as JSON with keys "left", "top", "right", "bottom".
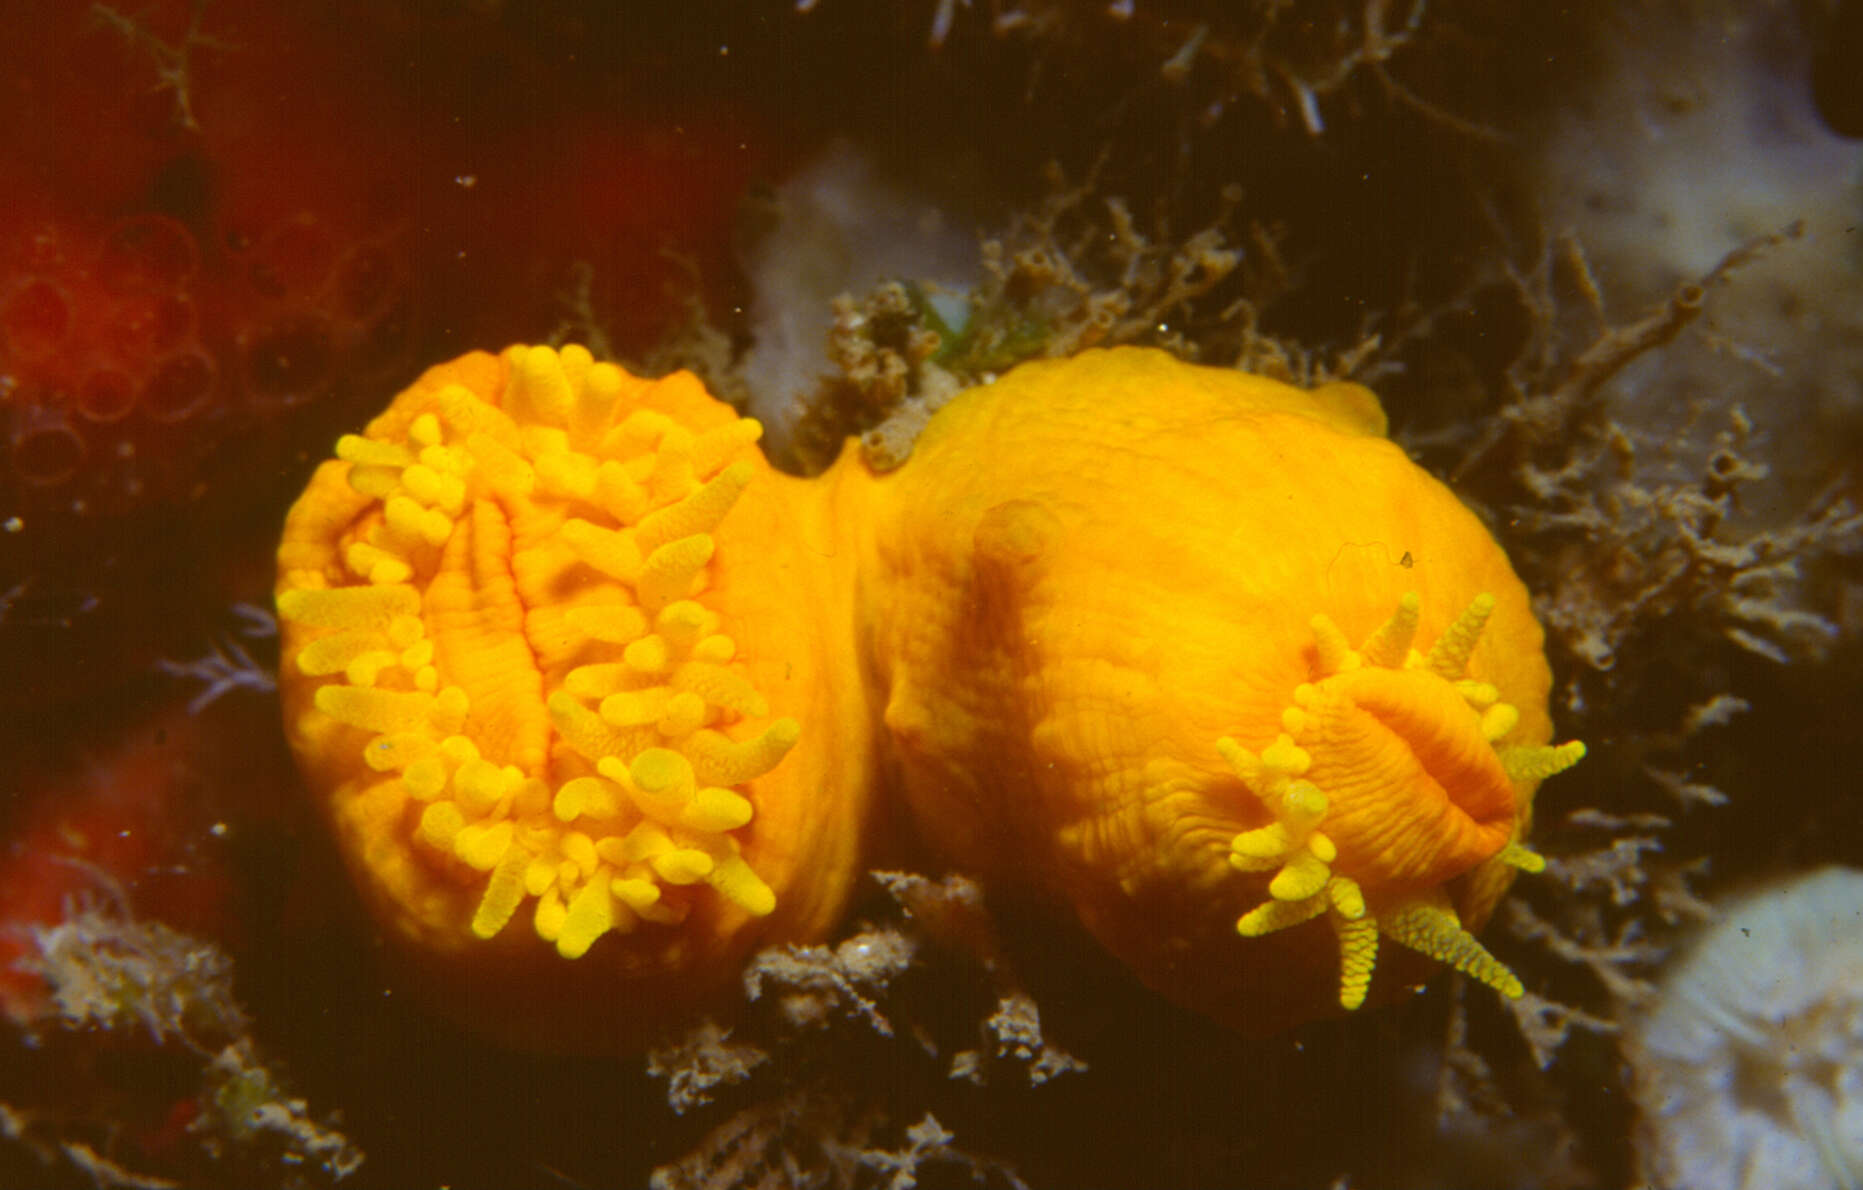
{"left": 1302, "top": 664, "right": 1518, "bottom": 891}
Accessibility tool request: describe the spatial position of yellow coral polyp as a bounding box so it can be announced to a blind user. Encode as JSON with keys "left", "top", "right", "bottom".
{"left": 279, "top": 343, "right": 1582, "bottom": 1048}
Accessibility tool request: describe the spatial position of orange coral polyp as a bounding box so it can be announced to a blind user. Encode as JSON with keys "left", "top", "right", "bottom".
{"left": 277, "top": 345, "right": 876, "bottom": 1049}
{"left": 853, "top": 348, "right": 1583, "bottom": 1033}
{"left": 279, "top": 343, "right": 1582, "bottom": 1048}
{"left": 280, "top": 345, "right": 786, "bottom": 959}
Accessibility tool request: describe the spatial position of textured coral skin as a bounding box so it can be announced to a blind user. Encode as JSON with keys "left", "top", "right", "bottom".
{"left": 278, "top": 344, "right": 1568, "bottom": 1048}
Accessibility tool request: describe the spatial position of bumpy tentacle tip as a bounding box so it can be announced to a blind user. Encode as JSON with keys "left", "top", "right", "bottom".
{"left": 1503, "top": 739, "right": 1588, "bottom": 782}
{"left": 1334, "top": 913, "right": 1379, "bottom": 1010}
{"left": 1378, "top": 890, "right": 1526, "bottom": 999}
{"left": 1500, "top": 841, "right": 1547, "bottom": 874}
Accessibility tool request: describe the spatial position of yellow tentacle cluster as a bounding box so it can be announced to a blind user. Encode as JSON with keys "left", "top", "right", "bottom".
{"left": 277, "top": 344, "right": 794, "bottom": 963}
{"left": 1219, "top": 592, "right": 1585, "bottom": 1009}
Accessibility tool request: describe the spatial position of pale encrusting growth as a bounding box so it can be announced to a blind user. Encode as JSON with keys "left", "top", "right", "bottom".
{"left": 1627, "top": 867, "right": 1863, "bottom": 1190}
{"left": 736, "top": 140, "right": 985, "bottom": 466}
{"left": 1535, "top": 0, "right": 1863, "bottom": 520}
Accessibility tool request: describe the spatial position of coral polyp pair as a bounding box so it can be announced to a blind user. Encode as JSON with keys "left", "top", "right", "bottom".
{"left": 276, "top": 343, "right": 1582, "bottom": 1049}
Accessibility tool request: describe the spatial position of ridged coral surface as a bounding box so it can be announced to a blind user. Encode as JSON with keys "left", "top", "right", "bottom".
{"left": 276, "top": 344, "right": 1581, "bottom": 1048}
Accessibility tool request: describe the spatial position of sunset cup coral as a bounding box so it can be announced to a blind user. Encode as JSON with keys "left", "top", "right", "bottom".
{"left": 277, "top": 343, "right": 1580, "bottom": 1048}
{"left": 857, "top": 348, "right": 1582, "bottom": 1034}
{"left": 275, "top": 345, "right": 880, "bottom": 1050}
